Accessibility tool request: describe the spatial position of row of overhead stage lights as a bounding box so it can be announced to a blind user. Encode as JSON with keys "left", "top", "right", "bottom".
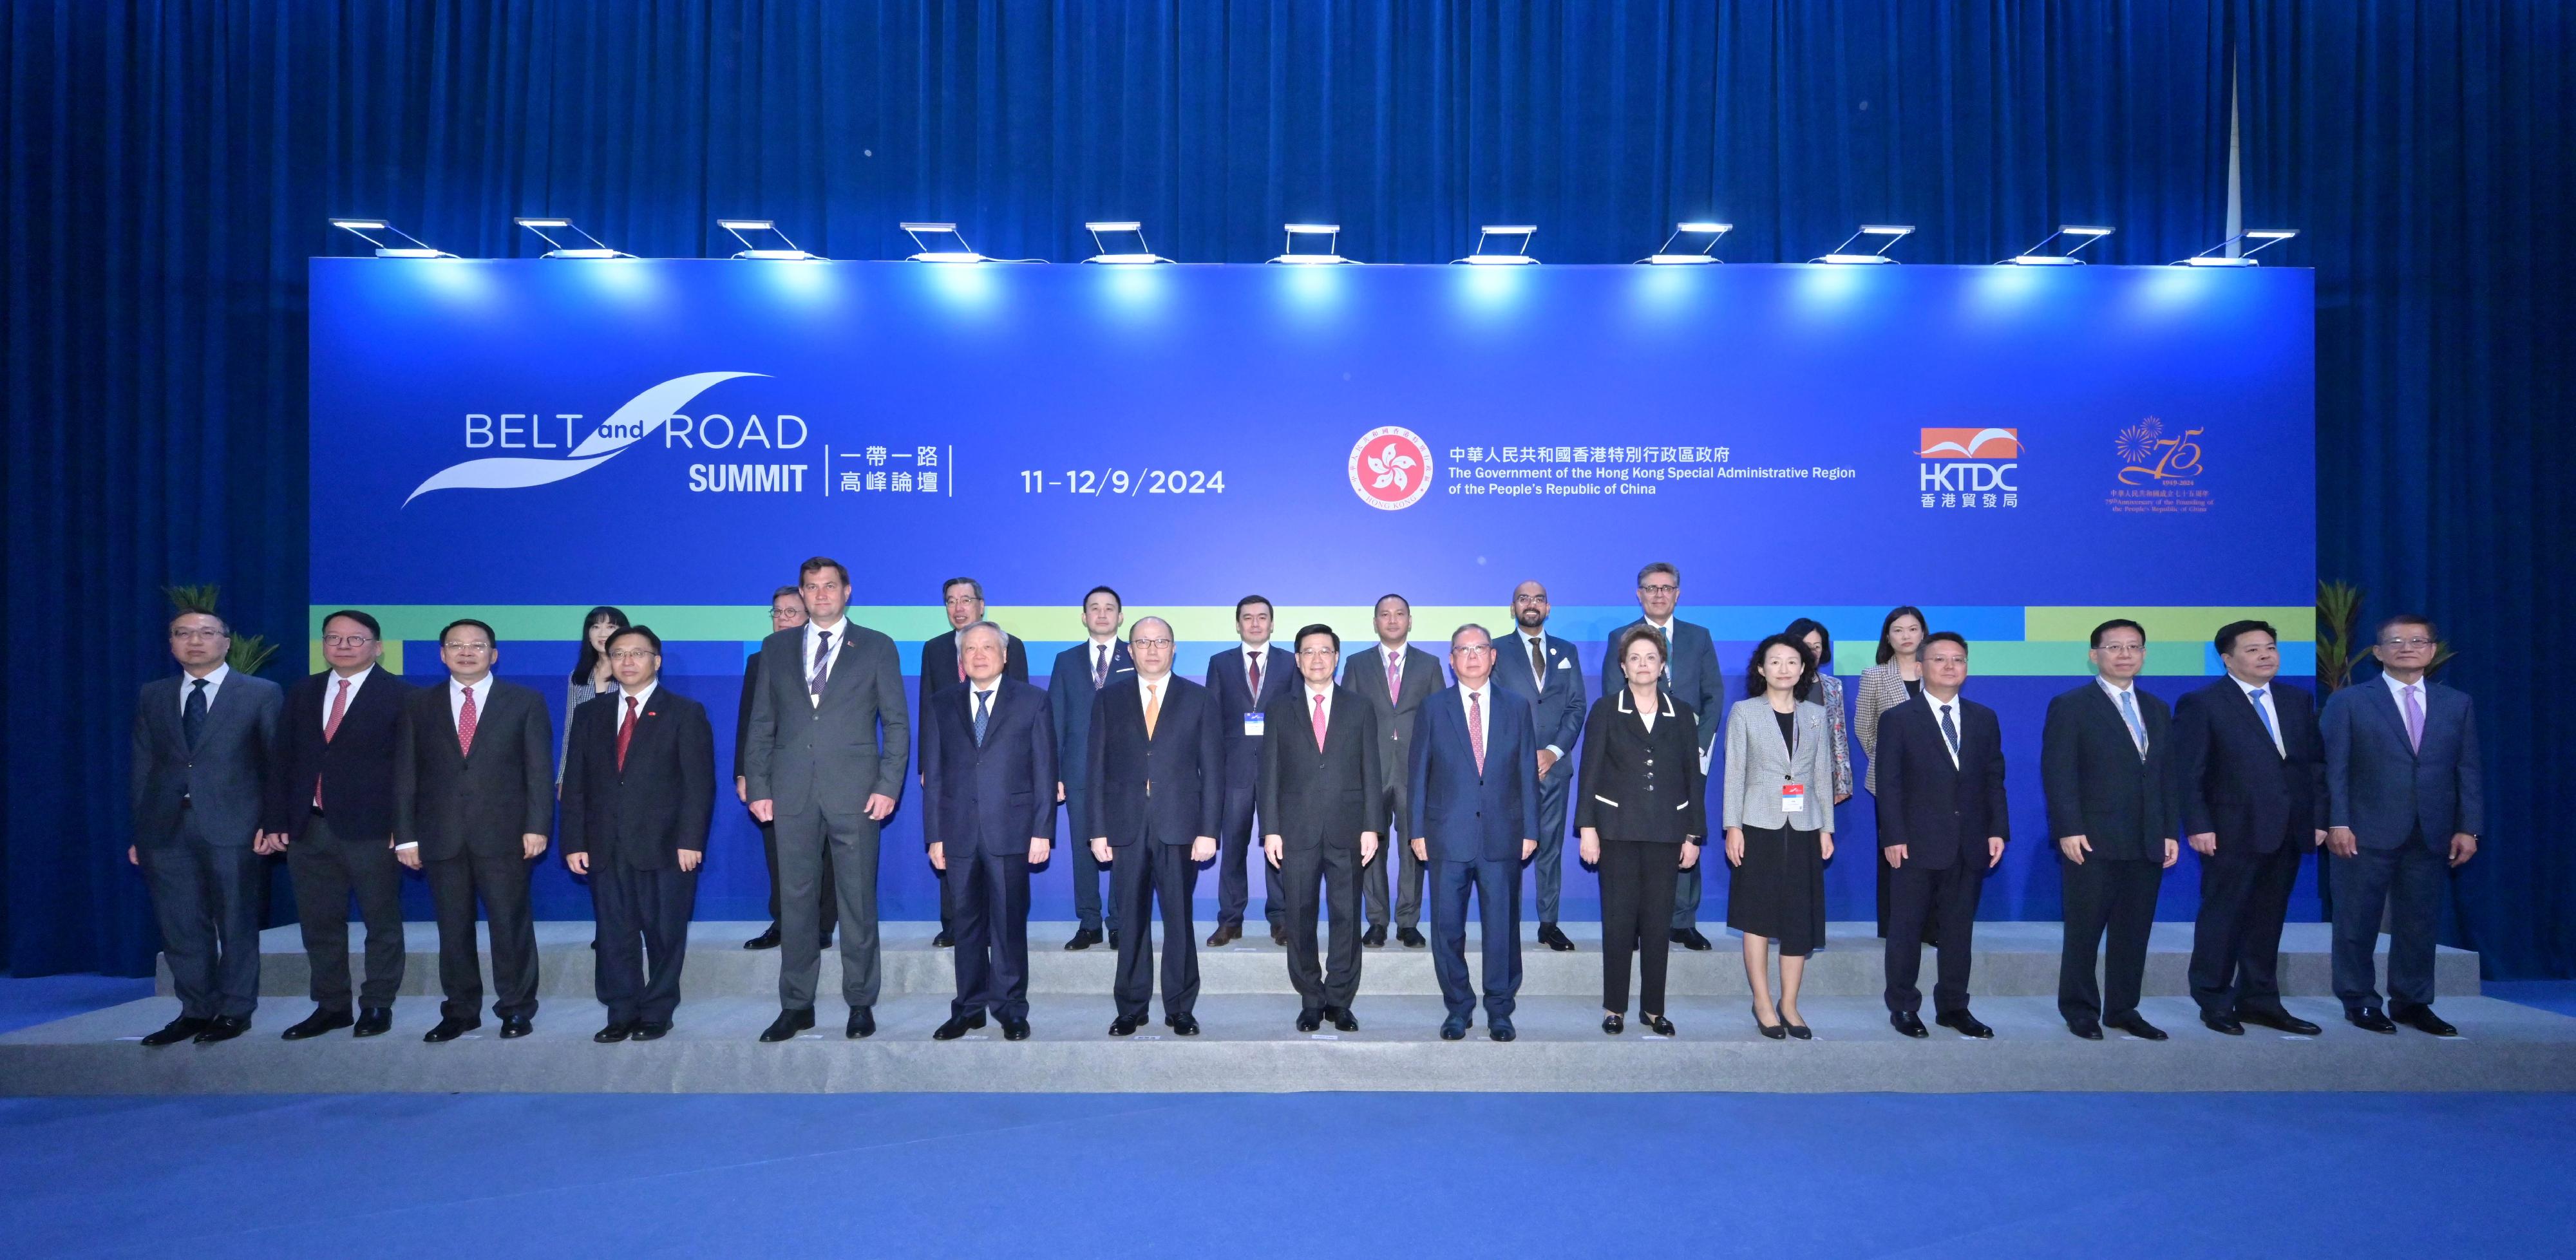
{"left": 327, "top": 217, "right": 2300, "bottom": 267}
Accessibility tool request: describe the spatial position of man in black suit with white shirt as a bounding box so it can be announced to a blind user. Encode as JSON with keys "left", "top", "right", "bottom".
{"left": 1087, "top": 616, "right": 1224, "bottom": 1036}
{"left": 1874, "top": 632, "right": 2008, "bottom": 1039}
{"left": 1207, "top": 594, "right": 1299, "bottom": 946}
{"left": 2041, "top": 619, "right": 2179, "bottom": 1041}
{"left": 1259, "top": 624, "right": 1383, "bottom": 1030}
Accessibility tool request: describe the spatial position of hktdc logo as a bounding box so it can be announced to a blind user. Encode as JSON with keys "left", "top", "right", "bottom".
{"left": 1349, "top": 426, "right": 1434, "bottom": 510}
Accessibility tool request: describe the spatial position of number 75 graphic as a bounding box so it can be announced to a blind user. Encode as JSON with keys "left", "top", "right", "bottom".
{"left": 2119, "top": 428, "right": 2205, "bottom": 484}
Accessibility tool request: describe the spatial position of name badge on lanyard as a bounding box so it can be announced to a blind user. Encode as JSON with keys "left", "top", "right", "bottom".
{"left": 1244, "top": 711, "right": 1265, "bottom": 738}
{"left": 1779, "top": 783, "right": 1806, "bottom": 814}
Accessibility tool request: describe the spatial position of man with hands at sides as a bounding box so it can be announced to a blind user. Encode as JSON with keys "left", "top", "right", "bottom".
{"left": 921, "top": 622, "right": 1055, "bottom": 1042}
{"left": 2041, "top": 619, "right": 2178, "bottom": 1042}
{"left": 1408, "top": 625, "right": 1542, "bottom": 1043}
{"left": 1259, "top": 625, "right": 1382, "bottom": 1032}
{"left": 1086, "top": 616, "right": 1224, "bottom": 1037}
{"left": 1873, "top": 633, "right": 2007, "bottom": 1040}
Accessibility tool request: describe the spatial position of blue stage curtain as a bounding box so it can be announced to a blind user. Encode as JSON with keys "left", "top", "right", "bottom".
{"left": 2239, "top": 0, "right": 2576, "bottom": 979}
{"left": 6, "top": 0, "right": 2233, "bottom": 975}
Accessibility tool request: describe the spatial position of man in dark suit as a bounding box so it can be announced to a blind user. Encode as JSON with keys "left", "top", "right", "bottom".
{"left": 1598, "top": 563, "right": 1724, "bottom": 951}
{"left": 561, "top": 626, "right": 714, "bottom": 1042}
{"left": 922, "top": 622, "right": 1056, "bottom": 1041}
{"left": 262, "top": 609, "right": 413, "bottom": 1040}
{"left": 129, "top": 608, "right": 282, "bottom": 1046}
{"left": 1408, "top": 625, "right": 1542, "bottom": 1042}
{"left": 394, "top": 617, "right": 555, "bottom": 1042}
{"left": 740, "top": 585, "right": 831, "bottom": 952}
{"left": 1086, "top": 616, "right": 1223, "bottom": 1036}
{"left": 1260, "top": 624, "right": 1383, "bottom": 1031}
{"left": 1875, "top": 632, "right": 2007, "bottom": 1039}
{"left": 1206, "top": 594, "right": 1298, "bottom": 946}
{"left": 2322, "top": 614, "right": 2483, "bottom": 1037}
{"left": 920, "top": 576, "right": 1030, "bottom": 949}
{"left": 2172, "top": 619, "right": 2327, "bottom": 1037}
{"left": 1347, "top": 594, "right": 1444, "bottom": 948}
{"left": 746, "top": 556, "right": 910, "bottom": 1042}
{"left": 1048, "top": 585, "right": 1132, "bottom": 950}
{"left": 1495, "top": 579, "right": 1588, "bottom": 951}
{"left": 2041, "top": 618, "right": 2179, "bottom": 1041}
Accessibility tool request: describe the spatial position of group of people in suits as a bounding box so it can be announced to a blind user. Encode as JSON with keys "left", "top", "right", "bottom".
{"left": 125, "top": 558, "right": 2482, "bottom": 1048}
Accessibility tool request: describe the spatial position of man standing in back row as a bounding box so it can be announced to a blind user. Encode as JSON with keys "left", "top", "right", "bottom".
{"left": 1207, "top": 594, "right": 1298, "bottom": 946}
{"left": 1049, "top": 585, "right": 1132, "bottom": 950}
{"left": 1600, "top": 563, "right": 1723, "bottom": 952}
{"left": 1493, "top": 579, "right": 1588, "bottom": 952}
{"left": 1349, "top": 594, "right": 1443, "bottom": 948}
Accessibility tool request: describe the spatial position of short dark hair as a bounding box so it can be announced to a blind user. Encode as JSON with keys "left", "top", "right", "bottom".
{"left": 1875, "top": 606, "right": 1928, "bottom": 665}
{"left": 1083, "top": 585, "right": 1122, "bottom": 610}
{"left": 770, "top": 585, "right": 804, "bottom": 603}
{"left": 2213, "top": 619, "right": 2278, "bottom": 655}
{"left": 1374, "top": 592, "right": 1410, "bottom": 614}
{"left": 439, "top": 617, "right": 498, "bottom": 648}
{"left": 608, "top": 625, "right": 663, "bottom": 654}
{"left": 942, "top": 576, "right": 984, "bottom": 601}
{"left": 1923, "top": 630, "right": 1969, "bottom": 655}
{"left": 799, "top": 556, "right": 851, "bottom": 587}
{"left": 1613, "top": 625, "right": 1669, "bottom": 668}
{"left": 1637, "top": 562, "right": 1679, "bottom": 587}
{"left": 1784, "top": 616, "right": 1833, "bottom": 668}
{"left": 1235, "top": 594, "right": 1273, "bottom": 619}
{"left": 2089, "top": 618, "right": 2146, "bottom": 649}
{"left": 320, "top": 609, "right": 381, "bottom": 639}
{"left": 2378, "top": 613, "right": 2438, "bottom": 641}
{"left": 1745, "top": 634, "right": 1817, "bottom": 702}
{"left": 169, "top": 609, "right": 231, "bottom": 635}
{"left": 1294, "top": 623, "right": 1340, "bottom": 654}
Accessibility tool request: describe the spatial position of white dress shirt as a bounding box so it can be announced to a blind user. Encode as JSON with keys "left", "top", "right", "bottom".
{"left": 2096, "top": 676, "right": 2149, "bottom": 756}
{"left": 1138, "top": 672, "right": 1175, "bottom": 722}
{"left": 1458, "top": 682, "right": 1493, "bottom": 753}
{"left": 804, "top": 617, "right": 850, "bottom": 706}
{"left": 2233, "top": 673, "right": 2287, "bottom": 758}
{"left": 2381, "top": 670, "right": 2427, "bottom": 713}
{"left": 616, "top": 679, "right": 659, "bottom": 734}
{"left": 448, "top": 675, "right": 494, "bottom": 726}
{"left": 1927, "top": 693, "right": 1964, "bottom": 770}
{"left": 1239, "top": 643, "right": 1271, "bottom": 692}
{"left": 179, "top": 662, "right": 232, "bottom": 717}
{"left": 319, "top": 664, "right": 375, "bottom": 726}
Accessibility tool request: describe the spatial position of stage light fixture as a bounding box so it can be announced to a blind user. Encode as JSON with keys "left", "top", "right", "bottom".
{"left": 902, "top": 222, "right": 988, "bottom": 263}
{"left": 2178, "top": 229, "right": 2299, "bottom": 267}
{"left": 1083, "top": 221, "right": 1170, "bottom": 265}
{"left": 328, "top": 218, "right": 447, "bottom": 258}
{"left": 2006, "top": 225, "right": 2115, "bottom": 265}
{"left": 1817, "top": 224, "right": 1914, "bottom": 265}
{"left": 1459, "top": 225, "right": 1537, "bottom": 265}
{"left": 718, "top": 218, "right": 819, "bottom": 261}
{"left": 1642, "top": 221, "right": 1732, "bottom": 264}
{"left": 512, "top": 217, "right": 623, "bottom": 259}
{"left": 1271, "top": 223, "right": 1350, "bottom": 265}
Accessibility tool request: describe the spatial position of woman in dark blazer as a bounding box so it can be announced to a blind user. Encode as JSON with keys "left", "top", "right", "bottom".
{"left": 1576, "top": 625, "right": 1706, "bottom": 1036}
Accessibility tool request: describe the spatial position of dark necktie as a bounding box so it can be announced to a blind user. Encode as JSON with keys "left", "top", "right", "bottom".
{"left": 1247, "top": 651, "right": 1262, "bottom": 697}
{"left": 1093, "top": 643, "right": 1108, "bottom": 690}
{"left": 616, "top": 695, "right": 639, "bottom": 771}
{"left": 183, "top": 678, "right": 209, "bottom": 749}
{"left": 1939, "top": 702, "right": 1961, "bottom": 762}
{"left": 809, "top": 630, "right": 833, "bottom": 697}
{"left": 973, "top": 689, "right": 992, "bottom": 746}
{"left": 1530, "top": 636, "right": 1547, "bottom": 688}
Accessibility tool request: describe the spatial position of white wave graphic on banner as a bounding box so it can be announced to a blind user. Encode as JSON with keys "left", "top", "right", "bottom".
{"left": 402, "top": 371, "right": 765, "bottom": 505}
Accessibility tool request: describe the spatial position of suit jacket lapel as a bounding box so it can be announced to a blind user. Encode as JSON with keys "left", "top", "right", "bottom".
{"left": 2367, "top": 678, "right": 2418, "bottom": 759}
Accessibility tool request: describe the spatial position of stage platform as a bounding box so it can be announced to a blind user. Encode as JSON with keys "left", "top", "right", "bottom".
{"left": 4, "top": 922, "right": 2566, "bottom": 1095}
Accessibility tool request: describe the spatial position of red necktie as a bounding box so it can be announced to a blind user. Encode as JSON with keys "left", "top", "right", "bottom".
{"left": 315, "top": 677, "right": 350, "bottom": 807}
{"left": 1468, "top": 690, "right": 1486, "bottom": 775}
{"left": 616, "top": 695, "right": 639, "bottom": 771}
{"left": 456, "top": 684, "right": 478, "bottom": 757}
{"left": 1248, "top": 651, "right": 1262, "bottom": 698}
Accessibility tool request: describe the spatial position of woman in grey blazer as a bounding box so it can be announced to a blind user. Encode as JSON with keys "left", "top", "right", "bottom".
{"left": 1721, "top": 634, "right": 1837, "bottom": 1039}
{"left": 558, "top": 605, "right": 629, "bottom": 788}
{"left": 1852, "top": 605, "right": 1927, "bottom": 937}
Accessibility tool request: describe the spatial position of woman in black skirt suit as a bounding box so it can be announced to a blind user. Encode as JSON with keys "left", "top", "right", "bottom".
{"left": 1575, "top": 626, "right": 1707, "bottom": 1036}
{"left": 1721, "top": 634, "right": 1837, "bottom": 1039}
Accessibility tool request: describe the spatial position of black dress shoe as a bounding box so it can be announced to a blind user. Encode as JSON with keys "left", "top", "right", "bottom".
{"left": 2239, "top": 1007, "right": 2324, "bottom": 1036}
{"left": 933, "top": 1012, "right": 988, "bottom": 1040}
{"left": 1109, "top": 1014, "right": 1142, "bottom": 1037}
{"left": 846, "top": 1007, "right": 875, "bottom": 1039}
{"left": 1602, "top": 1013, "right": 1625, "bottom": 1035}
{"left": 1674, "top": 927, "right": 1714, "bottom": 952}
{"left": 999, "top": 1016, "right": 1030, "bottom": 1041}
{"left": 282, "top": 1008, "right": 354, "bottom": 1040}
{"left": 759, "top": 1008, "right": 815, "bottom": 1042}
{"left": 1489, "top": 1019, "right": 1516, "bottom": 1042}
{"left": 1783, "top": 1020, "right": 1813, "bottom": 1041}
{"left": 1891, "top": 1011, "right": 1930, "bottom": 1039}
{"left": 1207, "top": 923, "right": 1241, "bottom": 947}
{"left": 2200, "top": 1011, "right": 2246, "bottom": 1036}
{"left": 1752, "top": 1006, "right": 1786, "bottom": 1040}
{"left": 1296, "top": 1009, "right": 1324, "bottom": 1033}
{"left": 1363, "top": 924, "right": 1388, "bottom": 948}
{"left": 1538, "top": 922, "right": 1577, "bottom": 952}
{"left": 354, "top": 1008, "right": 393, "bottom": 1038}
{"left": 744, "top": 926, "right": 782, "bottom": 950}
{"left": 1642, "top": 1013, "right": 1675, "bottom": 1037}
{"left": 1397, "top": 926, "right": 1426, "bottom": 948}
{"left": 141, "top": 1017, "right": 211, "bottom": 1047}
{"left": 1108, "top": 928, "right": 1122, "bottom": 950}
{"left": 1166, "top": 1013, "right": 1200, "bottom": 1037}
{"left": 1440, "top": 1016, "right": 1469, "bottom": 1040}
{"left": 423, "top": 1015, "right": 481, "bottom": 1043}
{"left": 2106, "top": 1012, "right": 2168, "bottom": 1041}
{"left": 1937, "top": 1010, "right": 1994, "bottom": 1040}
{"left": 193, "top": 1015, "right": 251, "bottom": 1044}
{"left": 594, "top": 1021, "right": 636, "bottom": 1043}
{"left": 498, "top": 1016, "right": 533, "bottom": 1039}
{"left": 2346, "top": 1006, "right": 2398, "bottom": 1033}
{"left": 2394, "top": 1006, "right": 2459, "bottom": 1037}
{"left": 2069, "top": 1019, "right": 2105, "bottom": 1040}
{"left": 932, "top": 930, "right": 955, "bottom": 948}
{"left": 1328, "top": 1007, "right": 1359, "bottom": 1033}
{"left": 1064, "top": 926, "right": 1102, "bottom": 951}
{"left": 630, "top": 1022, "right": 672, "bottom": 1041}
{"left": 1269, "top": 925, "right": 1290, "bottom": 946}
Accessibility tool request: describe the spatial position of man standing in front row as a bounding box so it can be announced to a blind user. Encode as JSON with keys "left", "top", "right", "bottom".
{"left": 1208, "top": 594, "right": 1298, "bottom": 946}
{"left": 1260, "top": 624, "right": 1382, "bottom": 1032}
{"left": 1349, "top": 594, "right": 1443, "bottom": 948}
{"left": 130, "top": 608, "right": 281, "bottom": 1046}
{"left": 1088, "top": 616, "right": 1222, "bottom": 1037}
{"left": 395, "top": 618, "right": 554, "bottom": 1043}
{"left": 747, "top": 556, "right": 909, "bottom": 1043}
{"left": 1600, "top": 563, "right": 1723, "bottom": 952}
{"left": 2041, "top": 618, "right": 2177, "bottom": 1042}
{"left": 1493, "top": 579, "right": 1588, "bottom": 952}
{"left": 2172, "top": 619, "right": 2327, "bottom": 1037}
{"left": 2322, "top": 614, "right": 2482, "bottom": 1037}
{"left": 1874, "top": 632, "right": 2007, "bottom": 1039}
{"left": 1049, "top": 585, "right": 1132, "bottom": 951}
{"left": 919, "top": 576, "right": 1030, "bottom": 949}
{"left": 1409, "top": 625, "right": 1540, "bottom": 1042}
{"left": 561, "top": 626, "right": 714, "bottom": 1042}
{"left": 922, "top": 621, "right": 1054, "bottom": 1042}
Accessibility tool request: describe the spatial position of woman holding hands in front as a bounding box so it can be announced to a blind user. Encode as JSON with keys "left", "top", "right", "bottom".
{"left": 1723, "top": 634, "right": 1837, "bottom": 1039}
{"left": 1576, "top": 626, "right": 1707, "bottom": 1036}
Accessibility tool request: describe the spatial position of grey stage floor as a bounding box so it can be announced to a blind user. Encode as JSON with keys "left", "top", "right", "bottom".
{"left": 3, "top": 921, "right": 2563, "bottom": 1095}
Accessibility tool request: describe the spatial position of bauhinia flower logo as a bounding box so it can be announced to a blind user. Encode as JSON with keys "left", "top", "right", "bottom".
{"left": 1348, "top": 426, "right": 1434, "bottom": 510}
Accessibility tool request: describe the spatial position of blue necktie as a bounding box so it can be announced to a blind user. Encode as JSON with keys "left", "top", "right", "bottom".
{"left": 2249, "top": 688, "right": 2280, "bottom": 750}
{"left": 973, "top": 689, "right": 992, "bottom": 747}
{"left": 2118, "top": 689, "right": 2148, "bottom": 758}
{"left": 183, "top": 679, "right": 209, "bottom": 749}
{"left": 1939, "top": 702, "right": 1961, "bottom": 761}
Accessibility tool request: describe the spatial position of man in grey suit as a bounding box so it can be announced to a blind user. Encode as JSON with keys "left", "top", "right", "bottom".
{"left": 2322, "top": 614, "right": 2483, "bottom": 1037}
{"left": 1347, "top": 594, "right": 1445, "bottom": 948}
{"left": 129, "top": 609, "right": 282, "bottom": 1046}
{"left": 1493, "top": 579, "right": 1589, "bottom": 950}
{"left": 746, "top": 556, "right": 910, "bottom": 1042}
{"left": 1599, "top": 562, "right": 1725, "bottom": 950}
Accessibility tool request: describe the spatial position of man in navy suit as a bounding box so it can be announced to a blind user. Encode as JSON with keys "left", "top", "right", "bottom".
{"left": 923, "top": 622, "right": 1056, "bottom": 1042}
{"left": 1048, "top": 585, "right": 1131, "bottom": 950}
{"left": 1875, "top": 633, "right": 2008, "bottom": 1039}
{"left": 2172, "top": 620, "right": 2327, "bottom": 1037}
{"left": 1599, "top": 563, "right": 1725, "bottom": 951}
{"left": 2041, "top": 619, "right": 2179, "bottom": 1041}
{"left": 1408, "top": 625, "right": 1542, "bottom": 1041}
{"left": 1495, "top": 579, "right": 1588, "bottom": 951}
{"left": 1086, "top": 616, "right": 1223, "bottom": 1036}
{"left": 2322, "top": 614, "right": 2483, "bottom": 1036}
{"left": 918, "top": 576, "right": 1029, "bottom": 949}
{"left": 1206, "top": 595, "right": 1298, "bottom": 946}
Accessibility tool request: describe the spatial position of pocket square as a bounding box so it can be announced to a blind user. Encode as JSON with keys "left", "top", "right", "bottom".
{"left": 1554, "top": 657, "right": 1571, "bottom": 669}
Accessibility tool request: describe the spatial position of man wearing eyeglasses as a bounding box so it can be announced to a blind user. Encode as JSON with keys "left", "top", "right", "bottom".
{"left": 260, "top": 609, "right": 415, "bottom": 1040}
{"left": 1599, "top": 563, "right": 1725, "bottom": 951}
{"left": 2321, "top": 614, "right": 2483, "bottom": 1037}
{"left": 1086, "top": 616, "right": 1223, "bottom": 1036}
{"left": 919, "top": 577, "right": 1029, "bottom": 950}
{"left": 129, "top": 609, "right": 282, "bottom": 1046}
{"left": 739, "top": 586, "right": 831, "bottom": 952}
